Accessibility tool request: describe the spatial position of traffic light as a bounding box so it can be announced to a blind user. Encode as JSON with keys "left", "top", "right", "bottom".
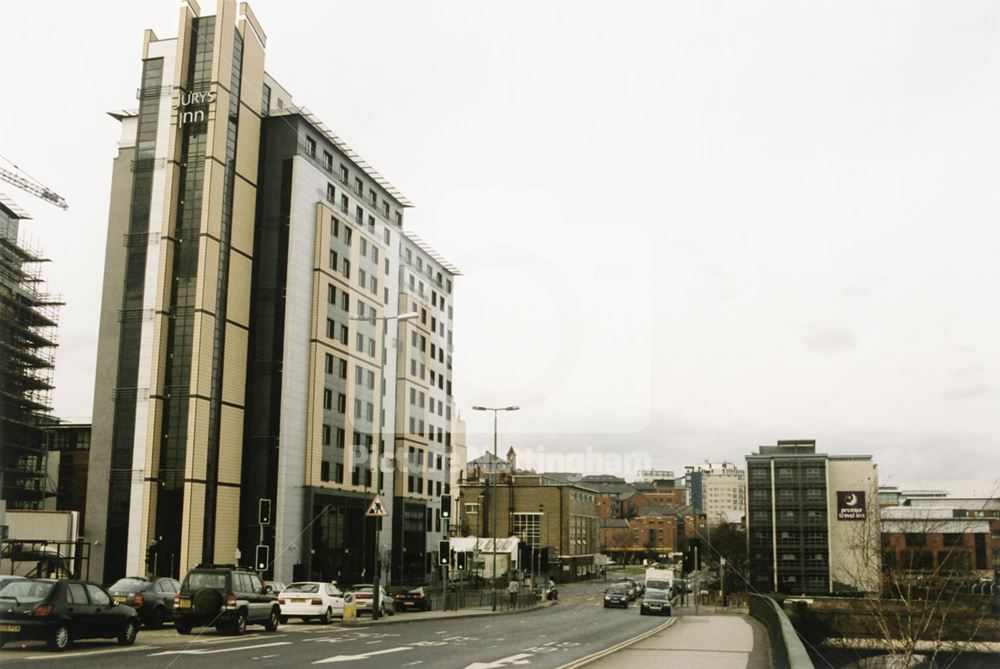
{"left": 439, "top": 539, "right": 450, "bottom": 565}
{"left": 255, "top": 544, "right": 270, "bottom": 571}
{"left": 456, "top": 552, "right": 466, "bottom": 571}
{"left": 145, "top": 545, "right": 155, "bottom": 572}
{"left": 441, "top": 494, "right": 452, "bottom": 519}
{"left": 258, "top": 498, "right": 272, "bottom": 525}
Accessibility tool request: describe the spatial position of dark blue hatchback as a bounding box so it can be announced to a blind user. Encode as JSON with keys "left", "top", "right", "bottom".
{"left": 0, "top": 579, "right": 139, "bottom": 651}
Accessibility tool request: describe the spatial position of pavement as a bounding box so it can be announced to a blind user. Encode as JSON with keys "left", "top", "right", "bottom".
{"left": 584, "top": 606, "right": 771, "bottom": 669}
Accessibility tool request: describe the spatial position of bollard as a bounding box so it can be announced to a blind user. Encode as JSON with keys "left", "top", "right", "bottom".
{"left": 343, "top": 595, "right": 357, "bottom": 623}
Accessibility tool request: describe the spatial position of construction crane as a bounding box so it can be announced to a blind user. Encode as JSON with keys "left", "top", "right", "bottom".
{"left": 0, "top": 154, "right": 68, "bottom": 210}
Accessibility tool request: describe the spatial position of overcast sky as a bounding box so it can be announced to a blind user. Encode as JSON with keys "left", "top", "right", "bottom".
{"left": 1, "top": 1, "right": 997, "bottom": 496}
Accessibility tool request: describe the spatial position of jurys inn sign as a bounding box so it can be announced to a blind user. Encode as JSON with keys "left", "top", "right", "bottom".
{"left": 177, "top": 90, "right": 216, "bottom": 127}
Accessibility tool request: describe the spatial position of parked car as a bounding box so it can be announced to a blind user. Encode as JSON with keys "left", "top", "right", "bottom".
{"left": 277, "top": 582, "right": 344, "bottom": 624}
{"left": 616, "top": 579, "right": 637, "bottom": 601}
{"left": 350, "top": 584, "right": 393, "bottom": 617}
{"left": 0, "top": 576, "right": 29, "bottom": 590}
{"left": 639, "top": 589, "right": 672, "bottom": 616}
{"left": 174, "top": 564, "right": 280, "bottom": 635}
{"left": 393, "top": 586, "right": 432, "bottom": 611}
{"left": 603, "top": 585, "right": 629, "bottom": 609}
{"left": 107, "top": 576, "right": 180, "bottom": 628}
{"left": 0, "top": 578, "right": 139, "bottom": 651}
{"left": 535, "top": 579, "right": 558, "bottom": 601}
{"left": 263, "top": 580, "right": 287, "bottom": 595}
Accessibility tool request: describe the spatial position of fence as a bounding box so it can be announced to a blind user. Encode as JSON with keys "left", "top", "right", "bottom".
{"left": 747, "top": 593, "right": 815, "bottom": 669}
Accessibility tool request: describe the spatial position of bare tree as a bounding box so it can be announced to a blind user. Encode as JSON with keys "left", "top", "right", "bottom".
{"left": 840, "top": 497, "right": 995, "bottom": 668}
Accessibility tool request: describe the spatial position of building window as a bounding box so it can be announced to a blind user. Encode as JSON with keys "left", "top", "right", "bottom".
{"left": 323, "top": 151, "right": 333, "bottom": 171}
{"left": 306, "top": 136, "right": 316, "bottom": 157}
{"left": 904, "top": 533, "right": 927, "bottom": 548}
{"left": 340, "top": 165, "right": 348, "bottom": 183}
{"left": 326, "top": 183, "right": 336, "bottom": 203}
{"left": 512, "top": 513, "right": 542, "bottom": 546}
{"left": 321, "top": 424, "right": 331, "bottom": 446}
{"left": 355, "top": 177, "right": 363, "bottom": 195}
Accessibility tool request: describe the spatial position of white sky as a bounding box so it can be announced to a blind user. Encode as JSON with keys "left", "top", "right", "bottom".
{"left": 1, "top": 1, "right": 997, "bottom": 496}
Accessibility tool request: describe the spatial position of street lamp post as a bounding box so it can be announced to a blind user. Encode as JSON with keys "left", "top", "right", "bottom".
{"left": 351, "top": 310, "right": 418, "bottom": 620}
{"left": 472, "top": 404, "right": 519, "bottom": 611}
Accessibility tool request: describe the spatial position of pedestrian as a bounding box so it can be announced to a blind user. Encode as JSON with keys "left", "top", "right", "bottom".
{"left": 507, "top": 579, "right": 519, "bottom": 608}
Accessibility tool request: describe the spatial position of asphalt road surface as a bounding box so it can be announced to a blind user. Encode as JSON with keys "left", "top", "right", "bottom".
{"left": 0, "top": 580, "right": 669, "bottom": 669}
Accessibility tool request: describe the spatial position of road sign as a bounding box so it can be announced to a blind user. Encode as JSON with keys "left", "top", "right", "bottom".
{"left": 365, "top": 495, "right": 388, "bottom": 517}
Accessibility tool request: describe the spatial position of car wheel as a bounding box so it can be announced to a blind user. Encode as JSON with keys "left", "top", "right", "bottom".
{"left": 263, "top": 608, "right": 279, "bottom": 632}
{"left": 47, "top": 624, "right": 71, "bottom": 652}
{"left": 118, "top": 619, "right": 139, "bottom": 646}
{"left": 322, "top": 607, "right": 333, "bottom": 624}
{"left": 176, "top": 621, "right": 192, "bottom": 635}
{"left": 231, "top": 610, "right": 248, "bottom": 635}
{"left": 640, "top": 609, "right": 646, "bottom": 616}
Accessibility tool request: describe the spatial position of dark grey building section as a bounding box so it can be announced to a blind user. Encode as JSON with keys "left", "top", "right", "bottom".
{"left": 747, "top": 440, "right": 830, "bottom": 595}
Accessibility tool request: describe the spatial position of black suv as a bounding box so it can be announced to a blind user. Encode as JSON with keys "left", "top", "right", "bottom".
{"left": 174, "top": 564, "right": 279, "bottom": 635}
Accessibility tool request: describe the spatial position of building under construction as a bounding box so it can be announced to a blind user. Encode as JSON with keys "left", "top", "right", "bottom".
{"left": 0, "top": 193, "right": 61, "bottom": 510}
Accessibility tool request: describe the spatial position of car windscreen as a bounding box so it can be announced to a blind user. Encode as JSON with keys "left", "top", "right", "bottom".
{"left": 645, "top": 592, "right": 669, "bottom": 601}
{"left": 185, "top": 572, "right": 227, "bottom": 590}
{"left": 646, "top": 580, "right": 669, "bottom": 590}
{"left": 607, "top": 588, "right": 626, "bottom": 595}
{"left": 110, "top": 578, "right": 148, "bottom": 591}
{"left": 283, "top": 583, "right": 320, "bottom": 593}
{"left": 0, "top": 580, "right": 55, "bottom": 603}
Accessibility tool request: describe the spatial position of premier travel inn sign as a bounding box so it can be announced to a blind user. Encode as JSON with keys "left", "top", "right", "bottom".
{"left": 837, "top": 491, "right": 866, "bottom": 521}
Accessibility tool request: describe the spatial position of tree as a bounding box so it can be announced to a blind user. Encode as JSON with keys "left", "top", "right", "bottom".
{"left": 839, "top": 496, "right": 996, "bottom": 668}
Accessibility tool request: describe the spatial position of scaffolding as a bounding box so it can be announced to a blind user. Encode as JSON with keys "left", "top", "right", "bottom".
{"left": 0, "top": 197, "right": 62, "bottom": 510}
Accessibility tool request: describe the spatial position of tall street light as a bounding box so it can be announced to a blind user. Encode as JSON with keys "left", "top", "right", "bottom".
{"left": 471, "top": 404, "right": 519, "bottom": 611}
{"left": 351, "top": 310, "right": 418, "bottom": 619}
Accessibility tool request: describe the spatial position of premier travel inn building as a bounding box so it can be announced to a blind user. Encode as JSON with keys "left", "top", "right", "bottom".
{"left": 86, "top": 0, "right": 460, "bottom": 586}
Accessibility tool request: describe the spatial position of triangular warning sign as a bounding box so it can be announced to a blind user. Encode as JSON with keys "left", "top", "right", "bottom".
{"left": 365, "top": 495, "right": 388, "bottom": 517}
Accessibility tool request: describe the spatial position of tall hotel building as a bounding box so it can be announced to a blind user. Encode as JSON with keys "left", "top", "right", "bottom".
{"left": 745, "top": 440, "right": 880, "bottom": 595}
{"left": 87, "top": 0, "right": 459, "bottom": 585}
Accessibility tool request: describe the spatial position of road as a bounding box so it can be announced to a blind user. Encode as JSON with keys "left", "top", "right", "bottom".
{"left": 0, "top": 580, "right": 669, "bottom": 669}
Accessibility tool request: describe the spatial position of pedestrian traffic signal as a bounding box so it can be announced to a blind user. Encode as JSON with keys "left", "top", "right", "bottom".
{"left": 258, "top": 498, "right": 272, "bottom": 525}
{"left": 457, "top": 552, "right": 466, "bottom": 570}
{"left": 441, "top": 494, "right": 451, "bottom": 519}
{"left": 439, "top": 539, "right": 450, "bottom": 565}
{"left": 255, "top": 544, "right": 269, "bottom": 571}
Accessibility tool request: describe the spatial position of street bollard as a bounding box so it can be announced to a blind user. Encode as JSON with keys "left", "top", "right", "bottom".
{"left": 343, "top": 595, "right": 357, "bottom": 623}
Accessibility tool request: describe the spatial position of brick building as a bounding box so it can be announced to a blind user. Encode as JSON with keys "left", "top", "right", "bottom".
{"left": 458, "top": 473, "right": 600, "bottom": 581}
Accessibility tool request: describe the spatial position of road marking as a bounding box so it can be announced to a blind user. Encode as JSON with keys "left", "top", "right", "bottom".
{"left": 435, "top": 630, "right": 447, "bottom": 634}
{"left": 25, "top": 645, "right": 153, "bottom": 660}
{"left": 465, "top": 652, "right": 534, "bottom": 669}
{"left": 313, "top": 646, "right": 410, "bottom": 664}
{"left": 366, "top": 640, "right": 383, "bottom": 644}
{"left": 149, "top": 641, "right": 292, "bottom": 656}
{"left": 554, "top": 618, "right": 676, "bottom": 669}
{"left": 196, "top": 633, "right": 286, "bottom": 644}
{"left": 403, "top": 662, "right": 424, "bottom": 667}
{"left": 259, "top": 655, "right": 280, "bottom": 659}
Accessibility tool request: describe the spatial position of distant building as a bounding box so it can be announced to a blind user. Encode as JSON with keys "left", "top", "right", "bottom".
{"left": 458, "top": 467, "right": 600, "bottom": 581}
{"left": 686, "top": 462, "right": 745, "bottom": 528}
{"left": 44, "top": 423, "right": 91, "bottom": 528}
{"left": 881, "top": 497, "right": 999, "bottom": 578}
{"left": 746, "top": 439, "right": 880, "bottom": 595}
{"left": 635, "top": 469, "right": 675, "bottom": 483}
